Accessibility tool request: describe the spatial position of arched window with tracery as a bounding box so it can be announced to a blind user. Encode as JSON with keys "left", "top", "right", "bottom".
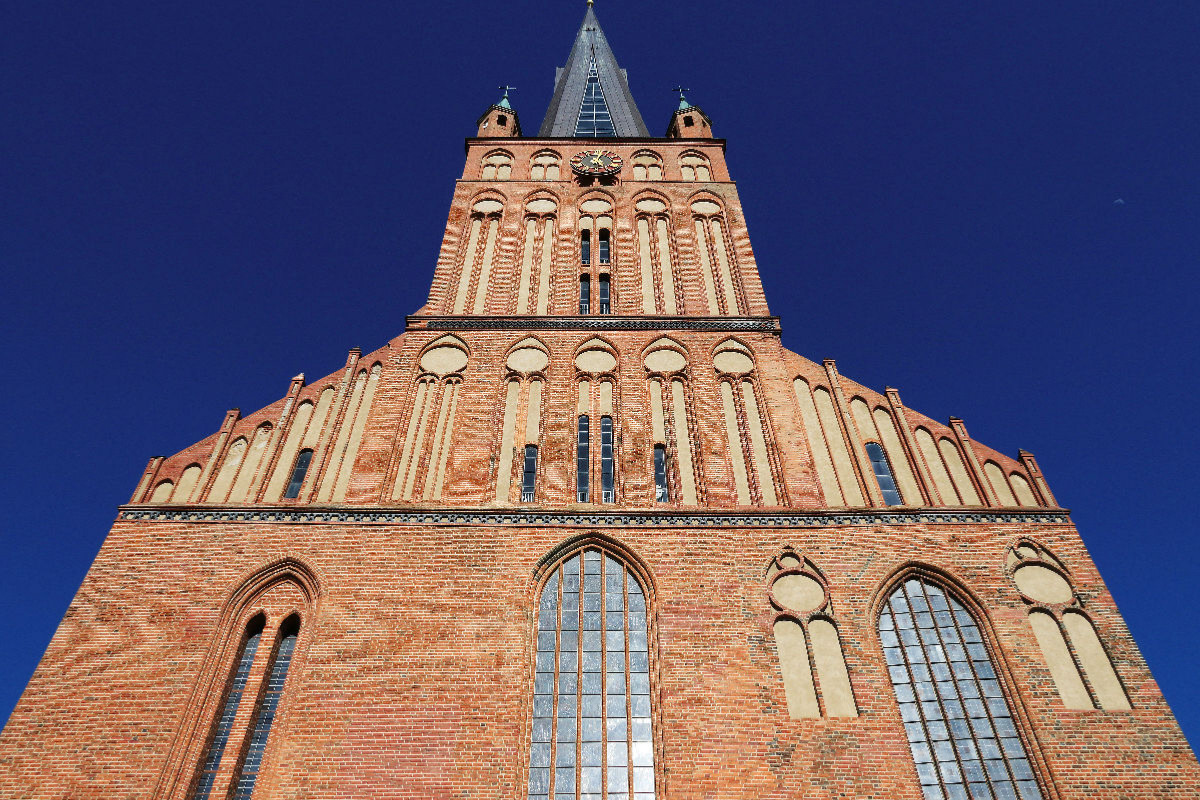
{"left": 1008, "top": 542, "right": 1130, "bottom": 711}
{"left": 879, "top": 575, "right": 1045, "bottom": 800}
{"left": 679, "top": 152, "right": 711, "bottom": 181}
{"left": 173, "top": 562, "right": 316, "bottom": 800}
{"left": 528, "top": 546, "right": 656, "bottom": 800}
{"left": 631, "top": 152, "right": 663, "bottom": 181}
{"left": 481, "top": 151, "right": 513, "bottom": 180}
{"left": 531, "top": 151, "right": 562, "bottom": 181}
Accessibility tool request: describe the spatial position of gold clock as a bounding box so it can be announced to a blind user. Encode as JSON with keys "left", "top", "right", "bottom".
{"left": 570, "top": 150, "right": 624, "bottom": 176}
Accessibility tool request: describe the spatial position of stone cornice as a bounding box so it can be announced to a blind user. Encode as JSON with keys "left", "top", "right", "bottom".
{"left": 117, "top": 506, "right": 1071, "bottom": 528}
{"left": 406, "top": 315, "right": 782, "bottom": 333}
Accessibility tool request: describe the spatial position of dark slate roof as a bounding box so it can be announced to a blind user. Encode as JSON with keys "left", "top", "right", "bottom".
{"left": 538, "top": 5, "right": 650, "bottom": 138}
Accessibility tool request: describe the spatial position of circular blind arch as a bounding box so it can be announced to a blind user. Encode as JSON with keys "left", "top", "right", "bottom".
{"left": 529, "top": 548, "right": 654, "bottom": 800}
{"left": 879, "top": 576, "right": 1044, "bottom": 800}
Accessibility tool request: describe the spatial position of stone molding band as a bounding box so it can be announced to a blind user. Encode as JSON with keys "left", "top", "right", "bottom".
{"left": 118, "top": 506, "right": 1071, "bottom": 527}
{"left": 407, "top": 316, "right": 782, "bottom": 333}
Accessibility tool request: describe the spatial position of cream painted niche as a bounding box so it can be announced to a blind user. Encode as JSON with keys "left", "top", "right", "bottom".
{"left": 766, "top": 553, "right": 857, "bottom": 718}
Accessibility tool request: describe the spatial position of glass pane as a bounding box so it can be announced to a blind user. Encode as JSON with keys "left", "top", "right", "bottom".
{"left": 879, "top": 579, "right": 1043, "bottom": 800}
{"left": 579, "top": 274, "right": 590, "bottom": 314}
{"left": 598, "top": 275, "right": 611, "bottom": 315}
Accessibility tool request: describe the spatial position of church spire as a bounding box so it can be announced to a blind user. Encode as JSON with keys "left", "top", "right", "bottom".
{"left": 538, "top": 3, "right": 649, "bottom": 138}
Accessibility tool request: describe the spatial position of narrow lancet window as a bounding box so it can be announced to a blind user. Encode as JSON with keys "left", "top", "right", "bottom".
{"left": 653, "top": 444, "right": 669, "bottom": 503}
{"left": 528, "top": 548, "right": 655, "bottom": 800}
{"left": 880, "top": 578, "right": 1044, "bottom": 800}
{"left": 283, "top": 449, "right": 314, "bottom": 500}
{"left": 580, "top": 275, "right": 591, "bottom": 314}
{"left": 577, "top": 415, "right": 591, "bottom": 502}
{"left": 598, "top": 274, "right": 611, "bottom": 315}
{"left": 865, "top": 442, "right": 902, "bottom": 506}
{"left": 598, "top": 229, "right": 610, "bottom": 264}
{"left": 600, "top": 415, "right": 615, "bottom": 503}
{"left": 191, "top": 618, "right": 264, "bottom": 800}
{"left": 581, "top": 231, "right": 591, "bottom": 265}
{"left": 230, "top": 618, "right": 300, "bottom": 800}
{"left": 522, "top": 444, "right": 538, "bottom": 502}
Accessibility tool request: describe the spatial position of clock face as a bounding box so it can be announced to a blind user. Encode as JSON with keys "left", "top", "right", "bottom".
{"left": 571, "top": 150, "right": 624, "bottom": 176}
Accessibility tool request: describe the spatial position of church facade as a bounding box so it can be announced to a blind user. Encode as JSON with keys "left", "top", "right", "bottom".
{"left": 2, "top": 6, "right": 1196, "bottom": 799}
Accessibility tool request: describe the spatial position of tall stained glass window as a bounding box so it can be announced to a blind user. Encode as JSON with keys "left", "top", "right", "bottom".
{"left": 231, "top": 619, "right": 300, "bottom": 800}
{"left": 574, "top": 57, "right": 617, "bottom": 138}
{"left": 191, "top": 618, "right": 263, "bottom": 800}
{"left": 529, "top": 549, "right": 655, "bottom": 800}
{"left": 879, "top": 577, "right": 1044, "bottom": 800}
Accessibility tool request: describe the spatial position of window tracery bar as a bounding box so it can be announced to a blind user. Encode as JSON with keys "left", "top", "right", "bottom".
{"left": 190, "top": 622, "right": 262, "bottom": 800}
{"left": 880, "top": 578, "right": 1043, "bottom": 800}
{"left": 529, "top": 549, "right": 654, "bottom": 800}
{"left": 230, "top": 624, "right": 299, "bottom": 800}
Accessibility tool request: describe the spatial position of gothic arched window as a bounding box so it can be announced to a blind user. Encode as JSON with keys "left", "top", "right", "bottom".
{"left": 879, "top": 577, "right": 1044, "bottom": 800}
{"left": 230, "top": 615, "right": 301, "bottom": 799}
{"left": 191, "top": 616, "right": 264, "bottom": 800}
{"left": 529, "top": 547, "right": 655, "bottom": 800}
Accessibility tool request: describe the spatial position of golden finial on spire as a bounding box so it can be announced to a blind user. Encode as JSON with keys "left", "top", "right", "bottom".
{"left": 587, "top": 0, "right": 594, "bottom": 6}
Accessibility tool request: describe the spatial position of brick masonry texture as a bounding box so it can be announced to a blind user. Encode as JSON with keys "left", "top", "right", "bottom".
{"left": 2, "top": 92, "right": 1197, "bottom": 800}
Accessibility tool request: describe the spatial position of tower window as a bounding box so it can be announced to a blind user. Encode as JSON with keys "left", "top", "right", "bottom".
{"left": 598, "top": 229, "right": 610, "bottom": 264}
{"left": 497, "top": 115, "right": 507, "bottom": 126}
{"left": 521, "top": 444, "right": 538, "bottom": 502}
{"left": 581, "top": 231, "right": 591, "bottom": 265}
{"left": 600, "top": 415, "right": 615, "bottom": 503}
{"left": 598, "top": 274, "right": 611, "bottom": 315}
{"left": 574, "top": 57, "right": 617, "bottom": 137}
{"left": 684, "top": 116, "right": 694, "bottom": 127}
{"left": 880, "top": 578, "right": 1045, "bottom": 800}
{"left": 527, "top": 549, "right": 656, "bottom": 800}
{"left": 864, "top": 442, "right": 902, "bottom": 506}
{"left": 191, "top": 618, "right": 264, "bottom": 800}
{"left": 653, "top": 444, "right": 669, "bottom": 503}
{"left": 576, "top": 415, "right": 590, "bottom": 502}
{"left": 230, "top": 618, "right": 300, "bottom": 800}
{"left": 283, "top": 449, "right": 313, "bottom": 500}
{"left": 579, "top": 275, "right": 591, "bottom": 314}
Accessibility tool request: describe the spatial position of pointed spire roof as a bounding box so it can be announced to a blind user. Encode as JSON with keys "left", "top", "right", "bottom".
{"left": 538, "top": 3, "right": 649, "bottom": 138}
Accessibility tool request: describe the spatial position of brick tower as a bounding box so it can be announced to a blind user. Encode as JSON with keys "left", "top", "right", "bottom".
{"left": 2, "top": 5, "right": 1197, "bottom": 799}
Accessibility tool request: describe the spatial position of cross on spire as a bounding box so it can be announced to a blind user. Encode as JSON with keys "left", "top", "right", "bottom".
{"left": 674, "top": 86, "right": 693, "bottom": 111}
{"left": 495, "top": 85, "right": 516, "bottom": 110}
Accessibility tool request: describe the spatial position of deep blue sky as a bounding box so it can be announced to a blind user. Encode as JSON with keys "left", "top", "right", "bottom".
{"left": 2, "top": 1, "right": 1197, "bottom": 747}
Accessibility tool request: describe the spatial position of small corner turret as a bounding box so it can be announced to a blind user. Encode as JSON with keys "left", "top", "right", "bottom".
{"left": 476, "top": 86, "right": 521, "bottom": 138}
{"left": 665, "top": 89, "right": 714, "bottom": 138}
